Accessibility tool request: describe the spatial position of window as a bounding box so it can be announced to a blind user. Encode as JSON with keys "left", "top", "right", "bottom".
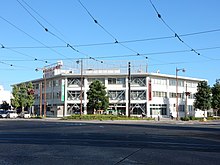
{"left": 53, "top": 91, "right": 61, "bottom": 99}
{"left": 169, "top": 79, "right": 184, "bottom": 87}
{"left": 108, "top": 90, "right": 125, "bottom": 100}
{"left": 179, "top": 105, "right": 185, "bottom": 112}
{"left": 131, "top": 90, "right": 146, "bottom": 100}
{"left": 150, "top": 104, "right": 167, "bottom": 115}
{"left": 108, "top": 78, "right": 125, "bottom": 84}
{"left": 108, "top": 78, "right": 116, "bottom": 84}
{"left": 188, "top": 105, "right": 193, "bottom": 112}
{"left": 152, "top": 78, "right": 167, "bottom": 85}
{"left": 187, "top": 82, "right": 198, "bottom": 88}
{"left": 169, "top": 92, "right": 184, "bottom": 98}
{"left": 53, "top": 79, "right": 60, "bottom": 87}
{"left": 169, "top": 79, "right": 176, "bottom": 86}
{"left": 131, "top": 77, "right": 146, "bottom": 86}
{"left": 153, "top": 91, "right": 167, "bottom": 98}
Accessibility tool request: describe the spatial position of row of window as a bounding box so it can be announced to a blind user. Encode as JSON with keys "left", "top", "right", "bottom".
{"left": 34, "top": 91, "right": 61, "bottom": 100}
{"left": 35, "top": 90, "right": 195, "bottom": 100}
{"left": 34, "top": 77, "right": 198, "bottom": 89}
{"left": 34, "top": 79, "right": 61, "bottom": 89}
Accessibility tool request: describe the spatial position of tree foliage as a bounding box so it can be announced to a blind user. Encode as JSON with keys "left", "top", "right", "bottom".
{"left": 11, "top": 85, "right": 20, "bottom": 109}
{"left": 86, "top": 80, "right": 109, "bottom": 113}
{"left": 11, "top": 82, "right": 35, "bottom": 112}
{"left": 211, "top": 79, "right": 220, "bottom": 113}
{"left": 194, "top": 81, "right": 212, "bottom": 111}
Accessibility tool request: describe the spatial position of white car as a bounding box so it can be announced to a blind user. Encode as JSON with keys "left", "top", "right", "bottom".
{"left": 23, "top": 112, "right": 31, "bottom": 118}
{"left": 7, "top": 110, "right": 18, "bottom": 118}
{"left": 0, "top": 110, "right": 8, "bottom": 118}
{"left": 20, "top": 112, "right": 31, "bottom": 118}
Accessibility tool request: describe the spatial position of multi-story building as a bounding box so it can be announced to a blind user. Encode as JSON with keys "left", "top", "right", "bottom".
{"left": 15, "top": 63, "right": 206, "bottom": 118}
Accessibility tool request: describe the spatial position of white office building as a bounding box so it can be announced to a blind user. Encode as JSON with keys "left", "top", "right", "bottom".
{"left": 17, "top": 62, "right": 206, "bottom": 118}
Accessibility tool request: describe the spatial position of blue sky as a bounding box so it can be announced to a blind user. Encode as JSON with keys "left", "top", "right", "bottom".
{"left": 0, "top": 0, "right": 220, "bottom": 91}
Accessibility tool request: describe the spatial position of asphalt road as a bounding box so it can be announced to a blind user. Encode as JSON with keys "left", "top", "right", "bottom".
{"left": 0, "top": 119, "right": 219, "bottom": 165}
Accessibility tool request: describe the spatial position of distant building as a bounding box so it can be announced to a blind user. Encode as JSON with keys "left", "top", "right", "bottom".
{"left": 0, "top": 85, "right": 11, "bottom": 106}
{"left": 13, "top": 62, "right": 207, "bottom": 118}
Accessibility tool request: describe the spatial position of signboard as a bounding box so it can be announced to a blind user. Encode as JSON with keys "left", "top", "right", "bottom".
{"left": 43, "top": 61, "right": 63, "bottom": 78}
{"left": 148, "top": 79, "right": 152, "bottom": 101}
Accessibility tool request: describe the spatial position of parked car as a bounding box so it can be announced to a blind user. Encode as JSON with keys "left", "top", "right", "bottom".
{"left": 6, "top": 110, "right": 18, "bottom": 118}
{"left": 0, "top": 110, "right": 8, "bottom": 118}
{"left": 19, "top": 112, "right": 31, "bottom": 118}
{"left": 21, "top": 112, "right": 31, "bottom": 118}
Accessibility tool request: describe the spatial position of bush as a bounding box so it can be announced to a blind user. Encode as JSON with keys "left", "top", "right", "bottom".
{"left": 207, "top": 116, "right": 220, "bottom": 120}
{"left": 62, "top": 114, "right": 154, "bottom": 121}
{"left": 180, "top": 117, "right": 190, "bottom": 121}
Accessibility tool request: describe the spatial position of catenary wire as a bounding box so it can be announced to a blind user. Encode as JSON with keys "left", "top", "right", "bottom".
{"left": 0, "top": 15, "right": 70, "bottom": 62}
{"left": 1, "top": 43, "right": 47, "bottom": 63}
{"left": 17, "top": 0, "right": 103, "bottom": 63}
{"left": 4, "top": 27, "right": 220, "bottom": 49}
{"left": 77, "top": 0, "right": 142, "bottom": 56}
{"left": 148, "top": 0, "right": 201, "bottom": 56}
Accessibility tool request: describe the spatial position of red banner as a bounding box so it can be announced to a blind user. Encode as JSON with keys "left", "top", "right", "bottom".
{"left": 148, "top": 79, "right": 152, "bottom": 101}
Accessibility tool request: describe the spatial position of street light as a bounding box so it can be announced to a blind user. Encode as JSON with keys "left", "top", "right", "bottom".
{"left": 76, "top": 59, "right": 83, "bottom": 116}
{"left": 35, "top": 67, "right": 46, "bottom": 118}
{"left": 176, "top": 67, "right": 185, "bottom": 120}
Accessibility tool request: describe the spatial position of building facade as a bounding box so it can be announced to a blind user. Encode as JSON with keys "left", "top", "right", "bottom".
{"left": 24, "top": 67, "right": 205, "bottom": 118}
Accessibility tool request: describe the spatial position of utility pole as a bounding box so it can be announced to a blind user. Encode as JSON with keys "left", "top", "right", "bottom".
{"left": 77, "top": 59, "right": 83, "bottom": 115}
{"left": 185, "top": 83, "right": 190, "bottom": 117}
{"left": 36, "top": 61, "right": 63, "bottom": 118}
{"left": 176, "top": 68, "right": 185, "bottom": 120}
{"left": 39, "top": 82, "right": 42, "bottom": 117}
{"left": 128, "top": 62, "right": 131, "bottom": 117}
{"left": 80, "top": 59, "right": 83, "bottom": 116}
{"left": 185, "top": 83, "right": 188, "bottom": 117}
{"left": 44, "top": 73, "right": 47, "bottom": 118}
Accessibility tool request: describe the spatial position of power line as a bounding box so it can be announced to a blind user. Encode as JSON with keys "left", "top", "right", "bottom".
{"left": 3, "top": 45, "right": 220, "bottom": 61}
{"left": 17, "top": 0, "right": 103, "bottom": 63}
{"left": 20, "top": 0, "right": 68, "bottom": 41}
{"left": 77, "top": 0, "right": 142, "bottom": 56}
{"left": 2, "top": 27, "right": 220, "bottom": 49}
{"left": 148, "top": 0, "right": 200, "bottom": 56}
{"left": 1, "top": 43, "right": 47, "bottom": 63}
{"left": 0, "top": 15, "right": 69, "bottom": 61}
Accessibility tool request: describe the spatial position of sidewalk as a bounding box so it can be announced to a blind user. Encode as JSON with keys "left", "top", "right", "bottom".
{"left": 43, "top": 117, "right": 220, "bottom": 125}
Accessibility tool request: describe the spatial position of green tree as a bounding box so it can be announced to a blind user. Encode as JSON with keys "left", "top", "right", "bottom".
{"left": 11, "top": 85, "right": 20, "bottom": 109}
{"left": 26, "top": 82, "right": 35, "bottom": 110}
{"left": 19, "top": 83, "right": 28, "bottom": 113}
{"left": 194, "top": 81, "right": 212, "bottom": 119}
{"left": 211, "top": 79, "right": 220, "bottom": 116}
{"left": 87, "top": 80, "right": 109, "bottom": 114}
{"left": 11, "top": 82, "right": 35, "bottom": 113}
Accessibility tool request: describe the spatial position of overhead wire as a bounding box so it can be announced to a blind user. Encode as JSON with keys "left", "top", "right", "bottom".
{"left": 20, "top": 0, "right": 68, "bottom": 41}
{"left": 0, "top": 15, "right": 69, "bottom": 62}
{"left": 2, "top": 45, "right": 220, "bottom": 61}
{"left": 2, "top": 1, "right": 218, "bottom": 71}
{"left": 77, "top": 0, "right": 144, "bottom": 58}
{"left": 2, "top": 27, "right": 220, "bottom": 49}
{"left": 1, "top": 43, "right": 47, "bottom": 63}
{"left": 17, "top": 0, "right": 104, "bottom": 64}
{"left": 148, "top": 0, "right": 203, "bottom": 56}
